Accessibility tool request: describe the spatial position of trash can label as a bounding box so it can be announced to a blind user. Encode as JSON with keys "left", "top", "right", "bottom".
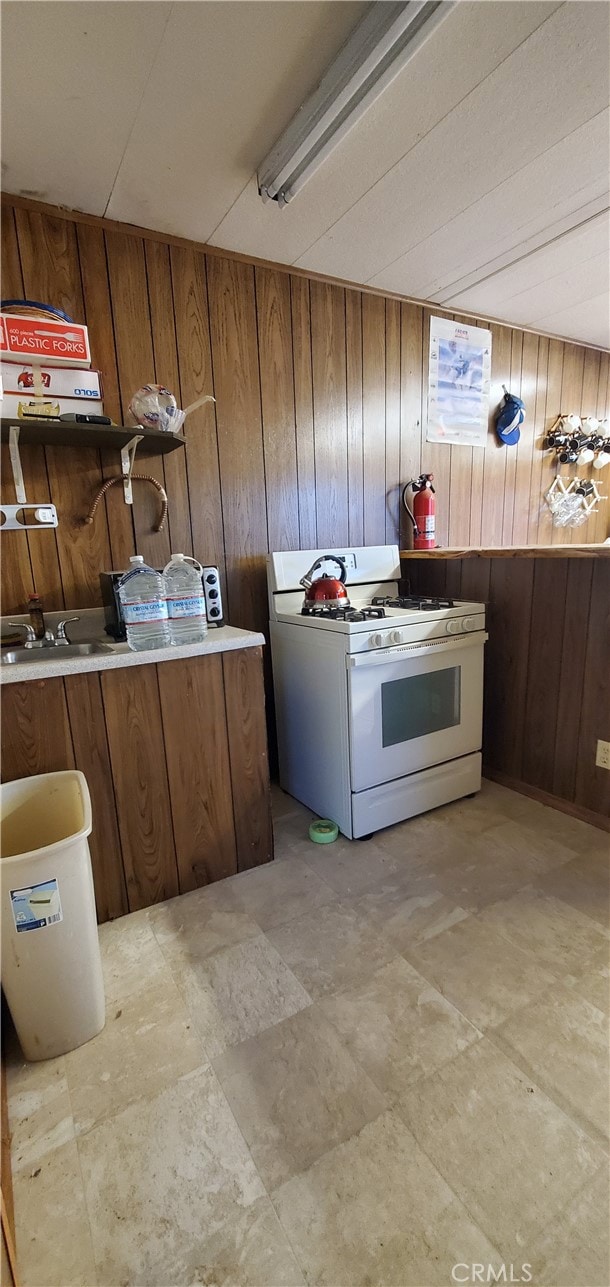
{"left": 9, "top": 879, "right": 63, "bottom": 932}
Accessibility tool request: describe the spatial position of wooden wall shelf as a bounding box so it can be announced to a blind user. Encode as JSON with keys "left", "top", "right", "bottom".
{"left": 400, "top": 544, "right": 609, "bottom": 560}
{"left": 0, "top": 417, "right": 185, "bottom": 454}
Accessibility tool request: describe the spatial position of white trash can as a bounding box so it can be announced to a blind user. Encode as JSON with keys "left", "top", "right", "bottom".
{"left": 1, "top": 770, "right": 105, "bottom": 1061}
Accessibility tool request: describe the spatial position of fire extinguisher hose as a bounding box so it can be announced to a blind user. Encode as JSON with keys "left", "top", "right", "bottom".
{"left": 402, "top": 482, "right": 418, "bottom": 536}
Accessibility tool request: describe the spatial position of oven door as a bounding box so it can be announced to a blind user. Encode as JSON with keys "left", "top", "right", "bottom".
{"left": 348, "top": 632, "right": 487, "bottom": 792}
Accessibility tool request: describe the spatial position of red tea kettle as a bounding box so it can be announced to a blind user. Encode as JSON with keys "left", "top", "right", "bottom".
{"left": 300, "top": 555, "right": 349, "bottom": 609}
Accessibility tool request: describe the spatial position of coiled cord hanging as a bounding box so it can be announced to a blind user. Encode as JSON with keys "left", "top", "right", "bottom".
{"left": 84, "top": 474, "right": 168, "bottom": 532}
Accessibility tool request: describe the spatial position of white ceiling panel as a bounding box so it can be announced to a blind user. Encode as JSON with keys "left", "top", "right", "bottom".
{"left": 210, "top": 1, "right": 560, "bottom": 264}
{"left": 368, "top": 112, "right": 609, "bottom": 301}
{"left": 529, "top": 295, "right": 610, "bottom": 349}
{"left": 295, "top": 3, "right": 609, "bottom": 285}
{"left": 1, "top": 2, "right": 173, "bottom": 214}
{"left": 1, "top": 1, "right": 608, "bottom": 348}
{"left": 105, "top": 1, "right": 366, "bottom": 241}
{"left": 445, "top": 217, "right": 609, "bottom": 317}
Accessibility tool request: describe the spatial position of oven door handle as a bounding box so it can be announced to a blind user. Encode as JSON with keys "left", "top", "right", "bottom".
{"left": 347, "top": 631, "right": 488, "bottom": 667}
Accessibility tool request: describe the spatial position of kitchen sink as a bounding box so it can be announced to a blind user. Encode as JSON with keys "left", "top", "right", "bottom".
{"left": 1, "top": 642, "right": 114, "bottom": 665}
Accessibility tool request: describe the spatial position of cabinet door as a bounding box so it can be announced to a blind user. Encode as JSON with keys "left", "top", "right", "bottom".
{"left": 157, "top": 655, "right": 237, "bottom": 890}
{"left": 223, "top": 647, "right": 273, "bottom": 871}
{"left": 101, "top": 666, "right": 179, "bottom": 911}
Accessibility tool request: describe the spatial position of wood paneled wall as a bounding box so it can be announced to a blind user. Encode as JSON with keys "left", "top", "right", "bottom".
{"left": 2, "top": 198, "right": 609, "bottom": 635}
{"left": 0, "top": 648, "right": 273, "bottom": 922}
{"left": 407, "top": 556, "right": 610, "bottom": 829}
{"left": 1, "top": 198, "right": 609, "bottom": 825}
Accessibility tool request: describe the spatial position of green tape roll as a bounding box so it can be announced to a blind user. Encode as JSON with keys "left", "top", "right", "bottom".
{"left": 309, "top": 819, "right": 339, "bottom": 844}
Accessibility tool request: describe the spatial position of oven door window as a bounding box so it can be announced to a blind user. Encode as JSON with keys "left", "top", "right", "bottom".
{"left": 381, "top": 665, "right": 461, "bottom": 747}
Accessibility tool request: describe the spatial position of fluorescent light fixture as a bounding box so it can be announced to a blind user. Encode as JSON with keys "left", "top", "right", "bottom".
{"left": 258, "top": 0, "right": 457, "bottom": 209}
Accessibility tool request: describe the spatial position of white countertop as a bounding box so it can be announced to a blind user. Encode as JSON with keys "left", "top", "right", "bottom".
{"left": 0, "top": 624, "right": 265, "bottom": 684}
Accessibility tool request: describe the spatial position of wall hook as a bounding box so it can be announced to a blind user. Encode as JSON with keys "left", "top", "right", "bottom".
{"left": 84, "top": 474, "right": 168, "bottom": 532}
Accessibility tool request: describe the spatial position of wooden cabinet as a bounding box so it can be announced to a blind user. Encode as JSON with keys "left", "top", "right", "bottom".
{"left": 0, "top": 647, "right": 273, "bottom": 922}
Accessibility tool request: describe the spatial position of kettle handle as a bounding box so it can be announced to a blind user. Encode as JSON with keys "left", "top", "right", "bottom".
{"left": 300, "top": 554, "right": 347, "bottom": 591}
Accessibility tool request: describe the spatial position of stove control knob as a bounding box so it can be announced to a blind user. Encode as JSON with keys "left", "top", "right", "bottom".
{"left": 446, "top": 619, "right": 461, "bottom": 634}
{"left": 389, "top": 629, "right": 403, "bottom": 645}
{"left": 370, "top": 633, "right": 384, "bottom": 648}
{"left": 462, "top": 617, "right": 478, "bottom": 632}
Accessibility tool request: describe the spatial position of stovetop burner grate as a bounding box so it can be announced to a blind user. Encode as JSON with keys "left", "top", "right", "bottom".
{"left": 371, "top": 595, "right": 456, "bottom": 610}
{"left": 301, "top": 605, "right": 387, "bottom": 621}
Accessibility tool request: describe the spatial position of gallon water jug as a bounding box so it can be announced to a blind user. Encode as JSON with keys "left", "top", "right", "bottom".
{"left": 164, "top": 554, "right": 207, "bottom": 645}
{"left": 118, "top": 556, "right": 171, "bottom": 652}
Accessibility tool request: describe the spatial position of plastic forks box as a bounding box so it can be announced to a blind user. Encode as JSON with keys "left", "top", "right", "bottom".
{"left": 0, "top": 313, "right": 91, "bottom": 367}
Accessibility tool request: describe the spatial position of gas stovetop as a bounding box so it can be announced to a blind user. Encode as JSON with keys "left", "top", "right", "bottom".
{"left": 275, "top": 595, "right": 485, "bottom": 642}
{"left": 371, "top": 595, "right": 456, "bottom": 611}
{"left": 301, "top": 604, "right": 386, "bottom": 621}
{"left": 267, "top": 545, "right": 485, "bottom": 643}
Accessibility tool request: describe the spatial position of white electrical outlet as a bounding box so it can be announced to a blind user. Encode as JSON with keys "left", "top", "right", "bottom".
{"left": 595, "top": 740, "right": 610, "bottom": 770}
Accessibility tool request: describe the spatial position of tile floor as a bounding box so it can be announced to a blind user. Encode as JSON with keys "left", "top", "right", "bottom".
{"left": 6, "top": 780, "right": 609, "bottom": 1287}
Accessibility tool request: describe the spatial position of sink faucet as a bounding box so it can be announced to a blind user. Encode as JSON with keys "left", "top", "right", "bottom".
{"left": 55, "top": 617, "right": 80, "bottom": 645}
{"left": 8, "top": 617, "right": 80, "bottom": 648}
{"left": 8, "top": 623, "right": 39, "bottom": 648}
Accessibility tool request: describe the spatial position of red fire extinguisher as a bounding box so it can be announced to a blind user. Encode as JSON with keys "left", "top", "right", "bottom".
{"left": 402, "top": 474, "right": 436, "bottom": 550}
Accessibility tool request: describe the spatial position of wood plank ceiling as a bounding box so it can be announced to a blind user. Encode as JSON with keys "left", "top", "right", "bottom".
{"left": 2, "top": 1, "right": 609, "bottom": 348}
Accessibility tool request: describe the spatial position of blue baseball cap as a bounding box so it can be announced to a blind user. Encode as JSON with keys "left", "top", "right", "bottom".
{"left": 495, "top": 389, "right": 525, "bottom": 445}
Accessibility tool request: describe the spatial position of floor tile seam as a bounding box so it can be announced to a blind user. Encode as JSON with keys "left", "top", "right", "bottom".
{"left": 201, "top": 1058, "right": 312, "bottom": 1287}
{"left": 56, "top": 1063, "right": 100, "bottom": 1287}
{"left": 150, "top": 917, "right": 263, "bottom": 966}
{"left": 316, "top": 947, "right": 486, "bottom": 1040}
{"left": 532, "top": 887, "right": 610, "bottom": 933}
{"left": 268, "top": 1102, "right": 505, "bottom": 1268}
{"left": 5, "top": 1061, "right": 70, "bottom": 1146}
{"left": 484, "top": 963, "right": 610, "bottom": 1032}
{"left": 463, "top": 918, "right": 603, "bottom": 975}
{"left": 471, "top": 887, "right": 610, "bottom": 950}
{"left": 98, "top": 958, "right": 215, "bottom": 1067}
{"left": 157, "top": 922, "right": 318, "bottom": 1062}
{"left": 284, "top": 849, "right": 374, "bottom": 896}
{"left": 65, "top": 1035, "right": 213, "bottom": 1148}
{"left": 208, "top": 997, "right": 342, "bottom": 1084}
{"left": 484, "top": 1027, "right": 610, "bottom": 1158}
{"left": 263, "top": 892, "right": 402, "bottom": 953}
{"left": 397, "top": 945, "right": 493, "bottom": 1034}
{"left": 150, "top": 916, "right": 281, "bottom": 977}
{"left": 525, "top": 1160, "right": 610, "bottom": 1274}
{"left": 399, "top": 934, "right": 563, "bottom": 1025}
{"left": 316, "top": 998, "right": 485, "bottom": 1108}
{"left": 274, "top": 945, "right": 409, "bottom": 1007}
{"left": 252, "top": 886, "right": 343, "bottom": 935}
{"left": 339, "top": 877, "right": 445, "bottom": 907}
{"left": 73, "top": 1060, "right": 267, "bottom": 1287}
{"left": 488, "top": 824, "right": 584, "bottom": 866}
{"left": 367, "top": 905, "right": 476, "bottom": 954}
{"left": 389, "top": 1088, "right": 583, "bottom": 1268}
{"left": 8, "top": 1089, "right": 79, "bottom": 1192}
{"left": 407, "top": 906, "right": 568, "bottom": 985}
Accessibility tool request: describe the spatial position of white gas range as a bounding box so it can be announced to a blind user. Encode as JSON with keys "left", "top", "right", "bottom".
{"left": 267, "top": 544, "right": 488, "bottom": 839}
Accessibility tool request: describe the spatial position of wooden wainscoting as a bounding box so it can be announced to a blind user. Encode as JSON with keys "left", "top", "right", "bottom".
{"left": 1, "top": 196, "right": 609, "bottom": 634}
{"left": 0, "top": 650, "right": 273, "bottom": 922}
{"left": 406, "top": 556, "right": 610, "bottom": 829}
